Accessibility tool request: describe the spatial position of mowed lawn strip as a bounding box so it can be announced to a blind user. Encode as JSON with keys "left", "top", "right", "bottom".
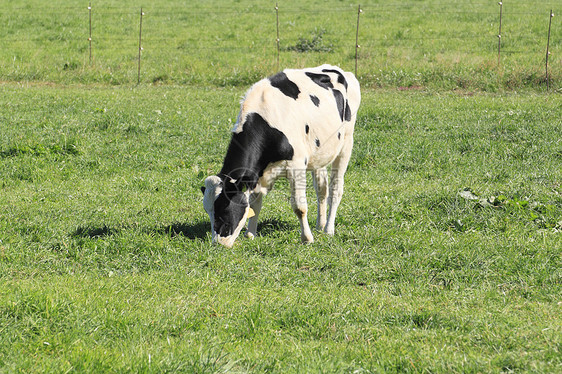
{"left": 1, "top": 85, "right": 561, "bottom": 372}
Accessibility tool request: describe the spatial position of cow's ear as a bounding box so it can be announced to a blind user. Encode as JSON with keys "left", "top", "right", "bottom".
{"left": 200, "top": 186, "right": 206, "bottom": 195}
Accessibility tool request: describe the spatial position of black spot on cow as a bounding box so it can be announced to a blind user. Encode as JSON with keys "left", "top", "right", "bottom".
{"left": 268, "top": 72, "right": 300, "bottom": 100}
{"left": 294, "top": 208, "right": 305, "bottom": 219}
{"left": 332, "top": 89, "right": 346, "bottom": 122}
{"left": 315, "top": 138, "right": 320, "bottom": 147}
{"left": 322, "top": 68, "right": 348, "bottom": 90}
{"left": 305, "top": 124, "right": 310, "bottom": 134}
{"left": 338, "top": 132, "right": 341, "bottom": 140}
{"left": 344, "top": 100, "right": 351, "bottom": 122}
{"left": 310, "top": 95, "right": 320, "bottom": 107}
{"left": 220, "top": 112, "right": 294, "bottom": 190}
{"left": 305, "top": 72, "right": 333, "bottom": 90}
{"left": 304, "top": 158, "right": 308, "bottom": 166}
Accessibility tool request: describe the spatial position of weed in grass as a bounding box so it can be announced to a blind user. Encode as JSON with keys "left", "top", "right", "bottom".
{"left": 286, "top": 28, "right": 334, "bottom": 53}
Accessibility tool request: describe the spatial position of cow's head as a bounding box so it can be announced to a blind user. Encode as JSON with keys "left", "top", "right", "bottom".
{"left": 201, "top": 175, "right": 253, "bottom": 247}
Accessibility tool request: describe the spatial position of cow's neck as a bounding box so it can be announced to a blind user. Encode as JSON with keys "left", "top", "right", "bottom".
{"left": 219, "top": 112, "right": 294, "bottom": 190}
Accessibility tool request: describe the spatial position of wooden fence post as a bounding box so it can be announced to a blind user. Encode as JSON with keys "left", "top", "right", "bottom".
{"left": 355, "top": 4, "right": 362, "bottom": 76}
{"left": 138, "top": 7, "right": 144, "bottom": 85}
{"left": 546, "top": 10, "right": 554, "bottom": 90}
{"left": 88, "top": 2, "right": 92, "bottom": 65}
{"left": 497, "top": 1, "right": 503, "bottom": 67}
{"left": 275, "top": 3, "right": 280, "bottom": 71}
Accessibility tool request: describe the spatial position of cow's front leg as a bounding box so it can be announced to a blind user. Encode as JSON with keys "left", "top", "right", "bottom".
{"left": 289, "top": 167, "right": 314, "bottom": 243}
{"left": 325, "top": 135, "right": 354, "bottom": 236}
{"left": 245, "top": 192, "right": 263, "bottom": 239}
{"left": 312, "top": 168, "right": 328, "bottom": 231}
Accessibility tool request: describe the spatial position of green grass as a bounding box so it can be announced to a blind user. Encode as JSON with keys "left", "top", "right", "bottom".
{"left": 0, "top": 0, "right": 561, "bottom": 90}
{"left": 1, "top": 84, "right": 561, "bottom": 372}
{"left": 1, "top": 0, "right": 561, "bottom": 372}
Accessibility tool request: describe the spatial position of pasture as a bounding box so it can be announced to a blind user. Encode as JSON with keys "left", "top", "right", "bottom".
{"left": 0, "top": 0, "right": 561, "bottom": 89}
{"left": 1, "top": 85, "right": 561, "bottom": 372}
{"left": 1, "top": 0, "right": 561, "bottom": 373}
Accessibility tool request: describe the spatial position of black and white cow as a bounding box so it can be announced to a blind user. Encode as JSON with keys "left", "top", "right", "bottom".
{"left": 202, "top": 64, "right": 361, "bottom": 247}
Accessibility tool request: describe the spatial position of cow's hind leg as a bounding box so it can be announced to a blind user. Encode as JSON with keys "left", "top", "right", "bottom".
{"left": 312, "top": 168, "right": 328, "bottom": 231}
{"left": 289, "top": 168, "right": 314, "bottom": 243}
{"left": 325, "top": 136, "right": 354, "bottom": 236}
{"left": 245, "top": 192, "right": 263, "bottom": 239}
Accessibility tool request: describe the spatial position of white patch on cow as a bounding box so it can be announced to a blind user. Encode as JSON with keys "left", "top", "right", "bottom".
{"left": 202, "top": 175, "right": 222, "bottom": 237}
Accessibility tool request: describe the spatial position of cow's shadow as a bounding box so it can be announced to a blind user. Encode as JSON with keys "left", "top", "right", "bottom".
{"left": 157, "top": 221, "right": 209, "bottom": 240}
{"left": 158, "top": 218, "right": 295, "bottom": 240}
{"left": 71, "top": 219, "right": 294, "bottom": 242}
{"left": 256, "top": 218, "right": 295, "bottom": 236}
{"left": 159, "top": 218, "right": 294, "bottom": 239}
{"left": 71, "top": 222, "right": 209, "bottom": 241}
{"left": 72, "top": 224, "right": 118, "bottom": 238}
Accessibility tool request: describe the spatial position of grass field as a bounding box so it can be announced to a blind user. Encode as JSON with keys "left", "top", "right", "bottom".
{"left": 0, "top": 0, "right": 561, "bottom": 90}
{"left": 1, "top": 0, "right": 562, "bottom": 373}
{"left": 1, "top": 85, "right": 561, "bottom": 372}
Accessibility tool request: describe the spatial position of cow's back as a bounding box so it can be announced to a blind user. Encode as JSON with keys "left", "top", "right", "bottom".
{"left": 234, "top": 65, "right": 360, "bottom": 170}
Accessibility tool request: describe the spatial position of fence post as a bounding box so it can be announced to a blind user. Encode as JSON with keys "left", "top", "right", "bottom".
{"left": 355, "top": 4, "right": 362, "bottom": 76}
{"left": 275, "top": 3, "right": 280, "bottom": 71}
{"left": 138, "top": 7, "right": 144, "bottom": 85}
{"left": 497, "top": 1, "right": 503, "bottom": 67}
{"left": 88, "top": 2, "right": 92, "bottom": 65}
{"left": 546, "top": 10, "right": 554, "bottom": 90}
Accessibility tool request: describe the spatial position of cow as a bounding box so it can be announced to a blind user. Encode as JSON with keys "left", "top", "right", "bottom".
{"left": 201, "top": 65, "right": 361, "bottom": 247}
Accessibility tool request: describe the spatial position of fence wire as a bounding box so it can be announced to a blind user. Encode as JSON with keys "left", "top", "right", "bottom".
{"left": 0, "top": 2, "right": 558, "bottom": 85}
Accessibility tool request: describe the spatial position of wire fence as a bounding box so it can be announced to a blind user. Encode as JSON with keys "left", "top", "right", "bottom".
{"left": 0, "top": 2, "right": 559, "bottom": 88}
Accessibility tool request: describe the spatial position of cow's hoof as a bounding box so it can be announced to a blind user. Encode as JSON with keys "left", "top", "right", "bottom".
{"left": 245, "top": 231, "right": 255, "bottom": 240}
{"left": 301, "top": 234, "right": 314, "bottom": 244}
